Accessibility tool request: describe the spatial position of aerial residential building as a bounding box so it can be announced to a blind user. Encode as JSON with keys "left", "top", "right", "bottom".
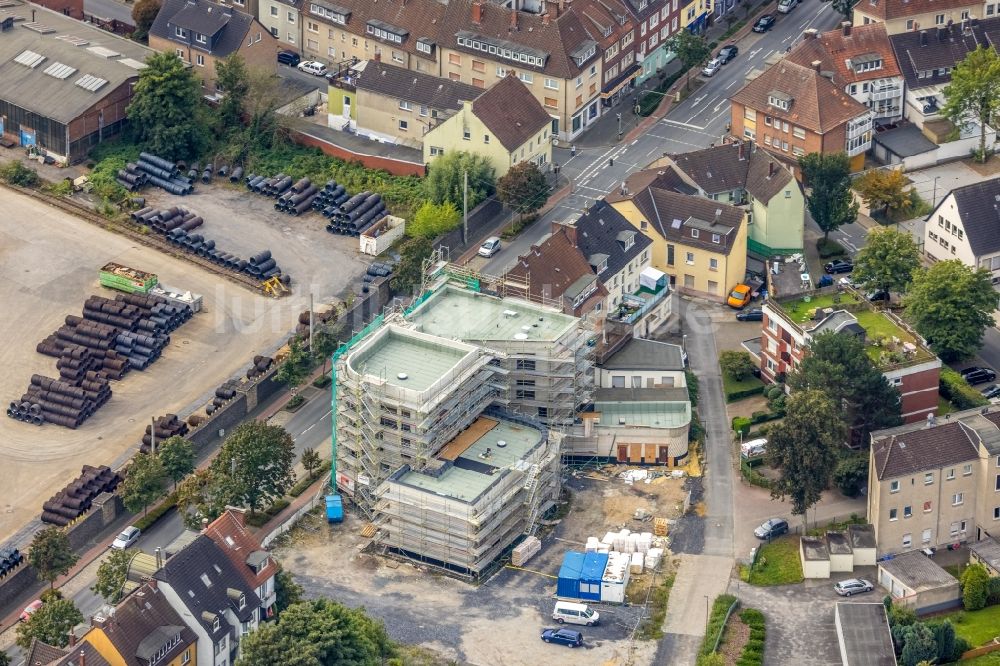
{"left": 730, "top": 59, "right": 874, "bottom": 172}
{"left": 0, "top": 3, "right": 153, "bottom": 164}
{"left": 149, "top": 0, "right": 277, "bottom": 93}
{"left": 760, "top": 287, "right": 941, "bottom": 429}
{"left": 424, "top": 70, "right": 553, "bottom": 176}
{"left": 632, "top": 0, "right": 681, "bottom": 85}
{"left": 662, "top": 142, "right": 804, "bottom": 257}
{"left": 203, "top": 508, "right": 277, "bottom": 623}
{"left": 680, "top": 0, "right": 712, "bottom": 33}
{"left": 257, "top": 0, "right": 302, "bottom": 49}
{"left": 786, "top": 23, "right": 904, "bottom": 123}
{"left": 853, "top": 0, "right": 983, "bottom": 35}
{"left": 25, "top": 640, "right": 111, "bottom": 666}
{"left": 607, "top": 170, "right": 748, "bottom": 301}
{"left": 868, "top": 406, "right": 1000, "bottom": 557}
{"left": 923, "top": 176, "right": 1000, "bottom": 282}
{"left": 596, "top": 337, "right": 686, "bottom": 389}
{"left": 571, "top": 0, "right": 640, "bottom": 110}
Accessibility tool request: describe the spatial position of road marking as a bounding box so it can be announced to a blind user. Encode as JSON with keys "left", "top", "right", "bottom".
{"left": 748, "top": 48, "right": 762, "bottom": 58}
{"left": 800, "top": 19, "right": 809, "bottom": 28}
{"left": 660, "top": 119, "right": 706, "bottom": 130}
{"left": 691, "top": 94, "right": 707, "bottom": 107}
{"left": 725, "top": 79, "right": 738, "bottom": 89}
{"left": 713, "top": 99, "right": 728, "bottom": 113}
{"left": 630, "top": 139, "right": 639, "bottom": 146}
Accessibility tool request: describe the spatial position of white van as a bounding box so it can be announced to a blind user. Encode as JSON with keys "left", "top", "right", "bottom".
{"left": 552, "top": 601, "right": 600, "bottom": 626}
{"left": 777, "top": 0, "right": 797, "bottom": 12}
{"left": 740, "top": 438, "right": 767, "bottom": 459}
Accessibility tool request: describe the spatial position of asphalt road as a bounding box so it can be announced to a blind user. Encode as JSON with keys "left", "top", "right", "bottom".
{"left": 82, "top": 0, "right": 134, "bottom": 24}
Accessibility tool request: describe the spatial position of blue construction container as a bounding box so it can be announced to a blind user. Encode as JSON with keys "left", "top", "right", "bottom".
{"left": 325, "top": 494, "right": 343, "bottom": 523}
{"left": 557, "top": 552, "right": 585, "bottom": 599}
{"left": 580, "top": 552, "right": 610, "bottom": 601}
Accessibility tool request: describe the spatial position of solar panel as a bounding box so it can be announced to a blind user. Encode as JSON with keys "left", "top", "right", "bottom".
{"left": 75, "top": 74, "right": 108, "bottom": 92}
{"left": 44, "top": 61, "right": 77, "bottom": 79}
{"left": 118, "top": 58, "right": 147, "bottom": 70}
{"left": 21, "top": 21, "right": 55, "bottom": 33}
{"left": 55, "top": 34, "right": 89, "bottom": 46}
{"left": 13, "top": 50, "right": 45, "bottom": 68}
{"left": 87, "top": 46, "right": 120, "bottom": 58}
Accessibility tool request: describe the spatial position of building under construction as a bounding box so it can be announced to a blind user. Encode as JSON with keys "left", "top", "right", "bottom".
{"left": 332, "top": 268, "right": 593, "bottom": 577}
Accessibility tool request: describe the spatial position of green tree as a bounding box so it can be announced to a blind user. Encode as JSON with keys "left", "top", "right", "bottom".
{"left": 799, "top": 152, "right": 859, "bottom": 239}
{"left": 496, "top": 161, "right": 549, "bottom": 220}
{"left": 313, "top": 327, "right": 340, "bottom": 376}
{"left": 765, "top": 390, "right": 846, "bottom": 524}
{"left": 301, "top": 447, "right": 322, "bottom": 481}
{"left": 905, "top": 260, "right": 997, "bottom": 361}
{"left": 235, "top": 598, "right": 394, "bottom": 666}
{"left": 853, "top": 169, "right": 913, "bottom": 219}
{"left": 212, "top": 422, "right": 295, "bottom": 514}
{"left": 666, "top": 30, "right": 711, "bottom": 90}
{"left": 789, "top": 331, "right": 902, "bottom": 445}
{"left": 16, "top": 598, "right": 84, "bottom": 650}
{"left": 424, "top": 151, "right": 495, "bottom": 208}
{"left": 718, "top": 350, "right": 757, "bottom": 381}
{"left": 120, "top": 452, "right": 167, "bottom": 515}
{"left": 960, "top": 562, "right": 991, "bottom": 610}
{"left": 276, "top": 338, "right": 310, "bottom": 388}
{"left": 29, "top": 527, "right": 79, "bottom": 590}
{"left": 899, "top": 623, "right": 938, "bottom": 666}
{"left": 131, "top": 0, "right": 161, "bottom": 41}
{"left": 852, "top": 227, "right": 921, "bottom": 294}
{"left": 158, "top": 435, "right": 196, "bottom": 490}
{"left": 942, "top": 46, "right": 1000, "bottom": 163}
{"left": 408, "top": 200, "right": 461, "bottom": 238}
{"left": 831, "top": 0, "right": 857, "bottom": 20}
{"left": 930, "top": 621, "right": 956, "bottom": 664}
{"left": 833, "top": 453, "right": 868, "bottom": 497}
{"left": 92, "top": 548, "right": 133, "bottom": 604}
{"left": 390, "top": 235, "right": 433, "bottom": 295}
{"left": 127, "top": 52, "right": 205, "bottom": 161}
{"left": 225, "top": 68, "right": 288, "bottom": 157}
{"left": 0, "top": 650, "right": 9, "bottom": 666}
{"left": 275, "top": 567, "right": 303, "bottom": 613}
{"left": 216, "top": 54, "right": 251, "bottom": 130}
{"left": 175, "top": 468, "right": 228, "bottom": 529}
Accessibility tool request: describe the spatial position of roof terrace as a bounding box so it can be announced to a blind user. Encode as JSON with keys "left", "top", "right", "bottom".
{"left": 347, "top": 325, "right": 474, "bottom": 392}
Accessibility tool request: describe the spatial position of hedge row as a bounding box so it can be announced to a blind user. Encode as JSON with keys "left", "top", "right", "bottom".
{"left": 736, "top": 608, "right": 766, "bottom": 666}
{"left": 726, "top": 385, "right": 765, "bottom": 402}
{"left": 816, "top": 237, "right": 846, "bottom": 258}
{"left": 940, "top": 368, "right": 989, "bottom": 410}
{"left": 133, "top": 491, "right": 179, "bottom": 532}
{"left": 732, "top": 410, "right": 782, "bottom": 435}
{"left": 700, "top": 594, "right": 739, "bottom": 656}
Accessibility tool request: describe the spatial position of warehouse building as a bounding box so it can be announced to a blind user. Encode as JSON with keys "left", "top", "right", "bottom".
{"left": 0, "top": 3, "right": 153, "bottom": 163}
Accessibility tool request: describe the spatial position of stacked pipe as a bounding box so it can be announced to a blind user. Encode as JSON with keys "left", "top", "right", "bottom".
{"left": 11, "top": 373, "right": 111, "bottom": 429}
{"left": 246, "top": 172, "right": 293, "bottom": 197}
{"left": 134, "top": 152, "right": 194, "bottom": 195}
{"left": 245, "top": 250, "right": 286, "bottom": 281}
{"left": 324, "top": 190, "right": 388, "bottom": 237}
{"left": 131, "top": 206, "right": 204, "bottom": 235}
{"left": 201, "top": 163, "right": 214, "bottom": 184}
{"left": 246, "top": 355, "right": 274, "bottom": 380}
{"left": 41, "top": 465, "right": 121, "bottom": 526}
{"left": 275, "top": 177, "right": 319, "bottom": 216}
{"left": 0, "top": 548, "right": 24, "bottom": 578}
{"left": 294, "top": 306, "right": 339, "bottom": 336}
{"left": 313, "top": 180, "right": 351, "bottom": 220}
{"left": 228, "top": 166, "right": 244, "bottom": 183}
{"left": 116, "top": 163, "right": 149, "bottom": 192}
{"left": 212, "top": 380, "right": 239, "bottom": 410}
{"left": 139, "top": 413, "right": 190, "bottom": 454}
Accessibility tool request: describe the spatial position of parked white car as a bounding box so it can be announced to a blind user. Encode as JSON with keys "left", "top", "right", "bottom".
{"left": 777, "top": 0, "right": 797, "bottom": 13}
{"left": 478, "top": 236, "right": 502, "bottom": 258}
{"left": 111, "top": 525, "right": 140, "bottom": 550}
{"left": 297, "top": 60, "right": 328, "bottom": 76}
{"left": 702, "top": 58, "right": 723, "bottom": 77}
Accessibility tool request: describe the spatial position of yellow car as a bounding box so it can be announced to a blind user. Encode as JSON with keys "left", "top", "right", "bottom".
{"left": 727, "top": 284, "right": 752, "bottom": 309}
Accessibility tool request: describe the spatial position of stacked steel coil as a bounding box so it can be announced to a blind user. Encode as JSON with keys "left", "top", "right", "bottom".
{"left": 275, "top": 177, "right": 320, "bottom": 216}
{"left": 246, "top": 355, "right": 274, "bottom": 381}
{"left": 116, "top": 163, "right": 149, "bottom": 192}
{"left": 131, "top": 206, "right": 204, "bottom": 235}
{"left": 133, "top": 152, "right": 194, "bottom": 195}
{"left": 41, "top": 465, "right": 121, "bottom": 526}
{"left": 0, "top": 548, "right": 24, "bottom": 578}
{"left": 322, "top": 189, "right": 388, "bottom": 237}
{"left": 139, "top": 413, "right": 190, "bottom": 454}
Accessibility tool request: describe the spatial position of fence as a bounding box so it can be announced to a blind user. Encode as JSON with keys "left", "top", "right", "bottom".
{"left": 261, "top": 488, "right": 324, "bottom": 548}
{"left": 709, "top": 598, "right": 741, "bottom": 654}
{"left": 82, "top": 13, "right": 135, "bottom": 36}
{"left": 434, "top": 195, "right": 504, "bottom": 255}
{"left": 963, "top": 641, "right": 1000, "bottom": 660}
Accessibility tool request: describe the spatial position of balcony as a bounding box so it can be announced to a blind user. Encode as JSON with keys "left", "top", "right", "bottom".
{"left": 870, "top": 85, "right": 901, "bottom": 102}
{"left": 607, "top": 278, "right": 670, "bottom": 326}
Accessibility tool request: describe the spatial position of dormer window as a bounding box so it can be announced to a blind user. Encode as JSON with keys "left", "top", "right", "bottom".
{"left": 195, "top": 32, "right": 206, "bottom": 44}
{"left": 597, "top": 259, "right": 608, "bottom": 274}
{"left": 239, "top": 593, "right": 246, "bottom": 609}
{"left": 767, "top": 92, "right": 791, "bottom": 111}
{"left": 213, "top": 616, "right": 221, "bottom": 632}
{"left": 175, "top": 26, "right": 187, "bottom": 38}
{"left": 624, "top": 235, "right": 634, "bottom": 250}
{"left": 711, "top": 233, "right": 720, "bottom": 243}
{"left": 852, "top": 54, "right": 882, "bottom": 73}
{"left": 691, "top": 229, "right": 700, "bottom": 239}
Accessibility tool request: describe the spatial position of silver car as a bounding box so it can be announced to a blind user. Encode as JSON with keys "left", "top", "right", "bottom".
{"left": 111, "top": 525, "right": 140, "bottom": 550}
{"left": 834, "top": 578, "right": 874, "bottom": 596}
{"left": 702, "top": 58, "right": 722, "bottom": 77}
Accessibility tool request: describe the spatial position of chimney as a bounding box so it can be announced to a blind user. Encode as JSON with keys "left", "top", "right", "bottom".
{"left": 155, "top": 547, "right": 163, "bottom": 569}
{"left": 919, "top": 29, "right": 927, "bottom": 45}
{"left": 80, "top": 650, "right": 86, "bottom": 666}
{"left": 68, "top": 630, "right": 77, "bottom": 648}
{"left": 510, "top": 8, "right": 518, "bottom": 30}
{"left": 842, "top": 21, "right": 851, "bottom": 36}
{"left": 542, "top": 11, "right": 550, "bottom": 25}
{"left": 768, "top": 161, "right": 775, "bottom": 178}
{"left": 803, "top": 28, "right": 817, "bottom": 39}
{"left": 471, "top": 0, "right": 483, "bottom": 24}
{"left": 811, "top": 60, "right": 822, "bottom": 73}
{"left": 559, "top": 0, "right": 565, "bottom": 15}
{"left": 713, "top": 208, "right": 722, "bottom": 225}
{"left": 148, "top": 578, "right": 158, "bottom": 591}
{"left": 738, "top": 142, "right": 745, "bottom": 160}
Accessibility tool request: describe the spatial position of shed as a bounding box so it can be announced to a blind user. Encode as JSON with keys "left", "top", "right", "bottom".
{"left": 970, "top": 537, "right": 1000, "bottom": 577}
{"left": 849, "top": 525, "right": 877, "bottom": 567}
{"left": 600, "top": 552, "right": 630, "bottom": 603}
{"left": 800, "top": 536, "right": 831, "bottom": 579}
{"left": 877, "top": 551, "right": 961, "bottom": 614}
{"left": 834, "top": 603, "right": 897, "bottom": 666}
{"left": 579, "top": 552, "right": 610, "bottom": 601}
{"left": 826, "top": 532, "right": 854, "bottom": 573}
{"left": 557, "top": 551, "right": 585, "bottom": 599}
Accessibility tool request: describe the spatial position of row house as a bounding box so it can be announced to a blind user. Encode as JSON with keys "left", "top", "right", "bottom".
{"left": 786, "top": 23, "right": 904, "bottom": 124}
{"left": 574, "top": 0, "right": 640, "bottom": 111}
{"left": 298, "top": 0, "right": 606, "bottom": 140}
{"left": 853, "top": 0, "right": 983, "bottom": 35}
{"left": 631, "top": 0, "right": 682, "bottom": 84}
{"left": 258, "top": 0, "right": 302, "bottom": 49}
{"left": 680, "top": 0, "right": 711, "bottom": 33}
{"left": 729, "top": 59, "right": 873, "bottom": 173}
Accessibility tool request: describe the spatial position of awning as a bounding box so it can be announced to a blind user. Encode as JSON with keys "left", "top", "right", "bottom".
{"left": 601, "top": 64, "right": 641, "bottom": 99}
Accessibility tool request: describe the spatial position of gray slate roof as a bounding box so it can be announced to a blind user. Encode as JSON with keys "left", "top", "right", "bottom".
{"left": 354, "top": 59, "right": 481, "bottom": 111}
{"left": 834, "top": 603, "right": 897, "bottom": 666}
{"left": 871, "top": 421, "right": 980, "bottom": 480}
{"left": 573, "top": 200, "right": 652, "bottom": 283}
{"left": 152, "top": 0, "right": 254, "bottom": 58}
{"left": 0, "top": 4, "right": 153, "bottom": 124}
{"left": 602, "top": 337, "right": 685, "bottom": 371}
{"left": 878, "top": 550, "right": 958, "bottom": 592}
{"left": 939, "top": 175, "right": 1000, "bottom": 258}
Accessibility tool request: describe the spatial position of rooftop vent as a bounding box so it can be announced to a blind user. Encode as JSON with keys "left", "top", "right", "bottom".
{"left": 496, "top": 439, "right": 507, "bottom": 448}
{"left": 514, "top": 333, "right": 528, "bottom": 340}
{"left": 396, "top": 372, "right": 408, "bottom": 380}
{"left": 75, "top": 74, "right": 108, "bottom": 92}
{"left": 21, "top": 21, "right": 55, "bottom": 33}
{"left": 43, "top": 61, "right": 76, "bottom": 79}
{"left": 14, "top": 49, "right": 45, "bottom": 68}
{"left": 86, "top": 46, "right": 120, "bottom": 59}
{"left": 54, "top": 34, "right": 89, "bottom": 46}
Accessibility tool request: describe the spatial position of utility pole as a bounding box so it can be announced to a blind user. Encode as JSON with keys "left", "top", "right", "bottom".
{"left": 309, "top": 292, "right": 314, "bottom": 356}
{"left": 463, "top": 170, "right": 469, "bottom": 245}
{"left": 617, "top": 113, "right": 622, "bottom": 141}
{"left": 150, "top": 416, "right": 156, "bottom": 456}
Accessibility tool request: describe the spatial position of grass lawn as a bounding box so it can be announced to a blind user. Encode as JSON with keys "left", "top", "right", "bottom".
{"left": 722, "top": 372, "right": 765, "bottom": 402}
{"left": 940, "top": 605, "right": 1000, "bottom": 647}
{"left": 938, "top": 396, "right": 957, "bottom": 416}
{"left": 965, "top": 653, "right": 1000, "bottom": 665}
{"left": 782, "top": 292, "right": 861, "bottom": 324}
{"left": 746, "top": 536, "right": 803, "bottom": 586}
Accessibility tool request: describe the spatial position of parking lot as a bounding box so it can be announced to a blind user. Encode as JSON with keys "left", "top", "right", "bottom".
{"left": 0, "top": 185, "right": 365, "bottom": 544}
{"left": 278, "top": 473, "right": 691, "bottom": 665}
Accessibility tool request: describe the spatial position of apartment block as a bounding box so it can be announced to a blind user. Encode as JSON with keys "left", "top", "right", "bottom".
{"left": 853, "top": 0, "right": 983, "bottom": 35}
{"left": 258, "top": 0, "right": 302, "bottom": 49}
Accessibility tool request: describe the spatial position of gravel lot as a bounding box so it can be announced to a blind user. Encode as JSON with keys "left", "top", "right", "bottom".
{"left": 0, "top": 185, "right": 365, "bottom": 545}
{"left": 278, "top": 473, "right": 693, "bottom": 665}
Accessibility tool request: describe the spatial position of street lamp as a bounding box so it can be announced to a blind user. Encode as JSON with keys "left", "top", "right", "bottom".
{"left": 617, "top": 113, "right": 623, "bottom": 141}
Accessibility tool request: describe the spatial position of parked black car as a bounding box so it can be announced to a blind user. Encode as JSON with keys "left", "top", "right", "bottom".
{"left": 866, "top": 289, "right": 890, "bottom": 303}
{"left": 824, "top": 259, "right": 854, "bottom": 274}
{"left": 736, "top": 308, "right": 763, "bottom": 322}
{"left": 962, "top": 367, "right": 997, "bottom": 385}
{"left": 752, "top": 14, "right": 775, "bottom": 32}
{"left": 718, "top": 45, "right": 739, "bottom": 63}
{"left": 541, "top": 628, "right": 583, "bottom": 647}
{"left": 753, "top": 518, "right": 789, "bottom": 540}
{"left": 982, "top": 384, "right": 1000, "bottom": 400}
{"left": 277, "top": 50, "right": 301, "bottom": 66}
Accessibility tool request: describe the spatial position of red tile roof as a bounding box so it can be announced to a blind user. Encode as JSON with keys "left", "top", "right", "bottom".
{"left": 786, "top": 23, "right": 901, "bottom": 86}
{"left": 203, "top": 509, "right": 274, "bottom": 591}
{"left": 504, "top": 227, "right": 608, "bottom": 313}
{"left": 858, "top": 0, "right": 980, "bottom": 21}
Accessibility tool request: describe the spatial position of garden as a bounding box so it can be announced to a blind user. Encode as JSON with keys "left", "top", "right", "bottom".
{"left": 696, "top": 595, "right": 767, "bottom": 666}
{"left": 738, "top": 536, "right": 803, "bottom": 587}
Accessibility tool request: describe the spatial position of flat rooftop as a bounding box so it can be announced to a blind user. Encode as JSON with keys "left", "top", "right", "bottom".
{"left": 348, "top": 326, "right": 472, "bottom": 391}
{"left": 802, "top": 537, "right": 830, "bottom": 561}
{"left": 407, "top": 285, "right": 577, "bottom": 343}
{"left": 835, "top": 603, "right": 897, "bottom": 666}
{"left": 393, "top": 418, "right": 544, "bottom": 503}
{"left": 826, "top": 532, "right": 852, "bottom": 555}
{"left": 879, "top": 550, "right": 957, "bottom": 592}
{"left": 596, "top": 400, "right": 690, "bottom": 428}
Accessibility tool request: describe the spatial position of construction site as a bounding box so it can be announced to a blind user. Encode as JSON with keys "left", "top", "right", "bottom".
{"left": 331, "top": 262, "right": 597, "bottom": 578}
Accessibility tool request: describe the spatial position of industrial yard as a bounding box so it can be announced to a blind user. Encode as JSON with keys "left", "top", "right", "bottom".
{"left": 0, "top": 186, "right": 363, "bottom": 542}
